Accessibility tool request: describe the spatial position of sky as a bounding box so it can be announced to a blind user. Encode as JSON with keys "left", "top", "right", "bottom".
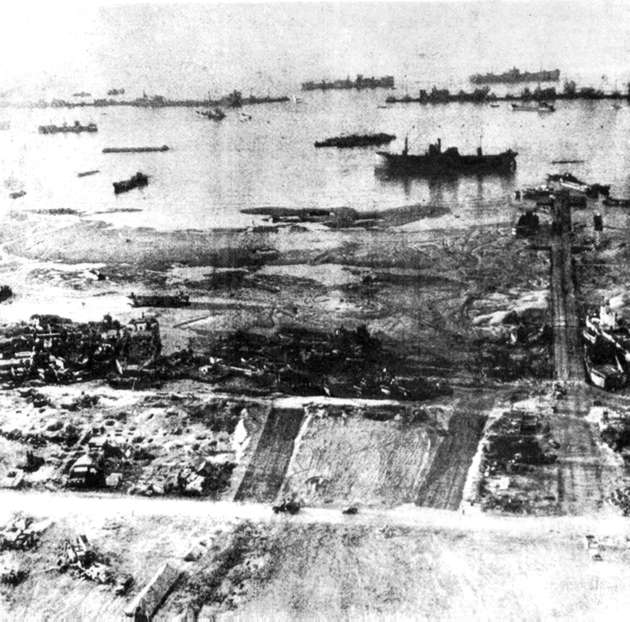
{"left": 2, "top": 1, "right": 630, "bottom": 100}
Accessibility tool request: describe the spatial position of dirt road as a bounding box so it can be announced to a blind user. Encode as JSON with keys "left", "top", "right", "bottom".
{"left": 548, "top": 199, "right": 618, "bottom": 514}
{"left": 550, "top": 236, "right": 583, "bottom": 381}
{"left": 1, "top": 487, "right": 629, "bottom": 537}
{"left": 415, "top": 411, "right": 486, "bottom": 510}
{"left": 235, "top": 407, "right": 305, "bottom": 502}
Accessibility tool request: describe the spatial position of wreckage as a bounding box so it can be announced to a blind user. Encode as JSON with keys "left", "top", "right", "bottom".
{"left": 0, "top": 313, "right": 161, "bottom": 386}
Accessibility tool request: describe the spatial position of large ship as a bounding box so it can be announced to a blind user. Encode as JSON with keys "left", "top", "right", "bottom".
{"left": 302, "top": 74, "right": 394, "bottom": 91}
{"left": 470, "top": 67, "right": 560, "bottom": 84}
{"left": 38, "top": 121, "right": 97, "bottom": 134}
{"left": 511, "top": 101, "right": 555, "bottom": 113}
{"left": 377, "top": 138, "right": 517, "bottom": 176}
{"left": 315, "top": 133, "right": 396, "bottom": 148}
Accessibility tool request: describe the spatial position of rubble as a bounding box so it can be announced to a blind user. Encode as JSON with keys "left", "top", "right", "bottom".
{"left": 57, "top": 533, "right": 130, "bottom": 590}
{"left": 0, "top": 313, "right": 161, "bottom": 386}
{"left": 195, "top": 325, "right": 450, "bottom": 400}
{"left": 0, "top": 286, "right": 12, "bottom": 304}
{"left": 0, "top": 554, "right": 28, "bottom": 586}
{"left": 479, "top": 409, "right": 559, "bottom": 513}
{"left": 0, "top": 516, "right": 53, "bottom": 553}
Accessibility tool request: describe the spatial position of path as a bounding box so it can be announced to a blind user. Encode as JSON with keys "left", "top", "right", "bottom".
{"left": 548, "top": 196, "right": 612, "bottom": 514}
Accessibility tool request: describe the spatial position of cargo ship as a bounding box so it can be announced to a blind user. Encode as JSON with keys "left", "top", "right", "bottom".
{"left": 128, "top": 292, "right": 190, "bottom": 308}
{"left": 103, "top": 145, "right": 169, "bottom": 153}
{"left": 315, "top": 133, "right": 396, "bottom": 148}
{"left": 511, "top": 101, "right": 555, "bottom": 112}
{"left": 470, "top": 67, "right": 560, "bottom": 84}
{"left": 377, "top": 138, "right": 517, "bottom": 176}
{"left": 302, "top": 74, "right": 394, "bottom": 91}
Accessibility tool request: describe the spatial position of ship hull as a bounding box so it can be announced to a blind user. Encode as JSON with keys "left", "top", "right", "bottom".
{"left": 377, "top": 151, "right": 517, "bottom": 176}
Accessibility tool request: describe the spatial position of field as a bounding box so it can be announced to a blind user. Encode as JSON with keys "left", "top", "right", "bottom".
{"left": 5, "top": 501, "right": 630, "bottom": 622}
{"left": 280, "top": 408, "right": 442, "bottom": 507}
{"left": 279, "top": 404, "right": 487, "bottom": 510}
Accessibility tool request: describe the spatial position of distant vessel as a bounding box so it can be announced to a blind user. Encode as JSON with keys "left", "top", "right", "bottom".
{"left": 377, "top": 137, "right": 517, "bottom": 175}
{"left": 107, "top": 88, "right": 125, "bottom": 96}
{"left": 511, "top": 101, "right": 555, "bottom": 112}
{"left": 315, "top": 133, "right": 396, "bottom": 148}
{"left": 470, "top": 67, "right": 560, "bottom": 84}
{"left": 72, "top": 91, "right": 92, "bottom": 97}
{"left": 77, "top": 169, "right": 100, "bottom": 178}
{"left": 38, "top": 121, "right": 97, "bottom": 134}
{"left": 196, "top": 108, "right": 226, "bottom": 120}
{"left": 302, "top": 74, "right": 394, "bottom": 91}
{"left": 113, "top": 172, "right": 149, "bottom": 194}
{"left": 129, "top": 292, "right": 190, "bottom": 308}
{"left": 103, "top": 145, "right": 169, "bottom": 153}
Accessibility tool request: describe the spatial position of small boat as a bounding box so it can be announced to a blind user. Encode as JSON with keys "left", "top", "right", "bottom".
{"left": 315, "top": 133, "right": 396, "bottom": 148}
{"left": 38, "top": 121, "right": 97, "bottom": 134}
{"left": 113, "top": 172, "right": 149, "bottom": 194}
{"left": 519, "top": 185, "right": 553, "bottom": 201}
{"left": 196, "top": 108, "right": 226, "bottom": 120}
{"left": 511, "top": 101, "right": 555, "bottom": 113}
{"left": 584, "top": 347, "right": 626, "bottom": 391}
{"left": 128, "top": 291, "right": 190, "bottom": 308}
{"left": 77, "top": 169, "right": 100, "bottom": 178}
{"left": 547, "top": 172, "right": 610, "bottom": 198}
{"left": 489, "top": 103, "right": 500, "bottom": 108}
{"left": 603, "top": 196, "right": 630, "bottom": 208}
{"left": 103, "top": 145, "right": 169, "bottom": 153}
{"left": 0, "top": 285, "right": 12, "bottom": 303}
{"left": 585, "top": 305, "right": 630, "bottom": 364}
{"left": 9, "top": 190, "right": 26, "bottom": 199}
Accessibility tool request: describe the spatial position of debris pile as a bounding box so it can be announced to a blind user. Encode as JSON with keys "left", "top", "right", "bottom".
{"left": 0, "top": 554, "right": 27, "bottom": 586}
{"left": 0, "top": 516, "right": 52, "bottom": 552}
{"left": 0, "top": 313, "right": 161, "bottom": 386}
{"left": 57, "top": 533, "right": 132, "bottom": 593}
{"left": 0, "top": 516, "right": 53, "bottom": 586}
{"left": 591, "top": 408, "right": 630, "bottom": 457}
{"left": 611, "top": 487, "right": 630, "bottom": 515}
{"left": 130, "top": 457, "right": 236, "bottom": 497}
{"left": 479, "top": 409, "right": 559, "bottom": 513}
{"left": 181, "top": 522, "right": 272, "bottom": 617}
{"left": 197, "top": 325, "right": 450, "bottom": 400}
